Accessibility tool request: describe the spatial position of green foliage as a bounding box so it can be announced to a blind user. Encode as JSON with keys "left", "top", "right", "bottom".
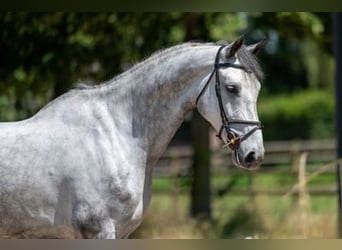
{"left": 249, "top": 12, "right": 334, "bottom": 95}
{"left": 250, "top": 12, "right": 329, "bottom": 44}
{"left": 0, "top": 13, "right": 187, "bottom": 120}
{"left": 258, "top": 90, "right": 335, "bottom": 140}
{"left": 0, "top": 12, "right": 336, "bottom": 141}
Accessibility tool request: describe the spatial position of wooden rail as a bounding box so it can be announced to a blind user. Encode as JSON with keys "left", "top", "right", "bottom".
{"left": 153, "top": 139, "right": 336, "bottom": 177}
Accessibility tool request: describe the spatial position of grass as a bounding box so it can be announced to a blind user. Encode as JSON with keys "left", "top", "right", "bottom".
{"left": 131, "top": 193, "right": 337, "bottom": 239}
{"left": 152, "top": 172, "right": 337, "bottom": 193}
{"left": 132, "top": 172, "right": 338, "bottom": 239}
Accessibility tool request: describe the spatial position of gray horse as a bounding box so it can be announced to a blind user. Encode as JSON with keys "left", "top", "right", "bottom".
{"left": 0, "top": 37, "right": 265, "bottom": 238}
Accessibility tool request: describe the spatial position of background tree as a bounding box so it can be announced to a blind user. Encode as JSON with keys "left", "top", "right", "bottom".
{"left": 183, "top": 13, "right": 212, "bottom": 219}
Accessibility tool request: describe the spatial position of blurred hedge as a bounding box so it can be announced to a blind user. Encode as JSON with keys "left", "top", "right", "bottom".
{"left": 258, "top": 90, "right": 335, "bottom": 140}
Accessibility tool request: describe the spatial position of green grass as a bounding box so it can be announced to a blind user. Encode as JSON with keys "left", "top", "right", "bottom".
{"left": 133, "top": 171, "right": 338, "bottom": 239}
{"left": 310, "top": 196, "right": 337, "bottom": 213}
{"left": 307, "top": 173, "right": 336, "bottom": 185}
{"left": 152, "top": 172, "right": 336, "bottom": 192}
{"left": 131, "top": 192, "right": 338, "bottom": 239}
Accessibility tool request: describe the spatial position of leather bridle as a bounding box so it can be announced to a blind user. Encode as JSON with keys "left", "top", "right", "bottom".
{"left": 195, "top": 45, "right": 263, "bottom": 151}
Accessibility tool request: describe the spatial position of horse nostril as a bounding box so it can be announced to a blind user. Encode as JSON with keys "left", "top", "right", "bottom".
{"left": 244, "top": 151, "right": 256, "bottom": 164}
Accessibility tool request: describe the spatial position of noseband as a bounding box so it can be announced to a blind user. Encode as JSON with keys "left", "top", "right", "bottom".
{"left": 196, "top": 45, "right": 263, "bottom": 151}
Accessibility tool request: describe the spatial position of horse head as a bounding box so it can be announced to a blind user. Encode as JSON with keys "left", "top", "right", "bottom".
{"left": 196, "top": 37, "right": 266, "bottom": 169}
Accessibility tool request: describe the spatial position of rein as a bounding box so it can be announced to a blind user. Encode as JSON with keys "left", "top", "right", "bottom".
{"left": 196, "top": 45, "right": 263, "bottom": 151}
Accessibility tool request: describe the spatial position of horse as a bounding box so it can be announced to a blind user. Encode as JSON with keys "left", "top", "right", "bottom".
{"left": 0, "top": 36, "right": 266, "bottom": 239}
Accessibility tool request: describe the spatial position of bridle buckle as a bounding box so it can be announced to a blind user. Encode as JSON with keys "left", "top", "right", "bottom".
{"left": 227, "top": 130, "right": 241, "bottom": 151}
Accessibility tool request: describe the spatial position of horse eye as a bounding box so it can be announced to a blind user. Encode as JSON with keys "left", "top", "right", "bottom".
{"left": 226, "top": 85, "right": 239, "bottom": 94}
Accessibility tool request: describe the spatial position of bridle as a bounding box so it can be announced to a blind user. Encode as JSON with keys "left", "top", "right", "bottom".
{"left": 195, "top": 45, "right": 263, "bottom": 152}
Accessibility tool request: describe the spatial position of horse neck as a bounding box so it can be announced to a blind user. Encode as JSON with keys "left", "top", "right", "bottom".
{"left": 107, "top": 44, "right": 218, "bottom": 164}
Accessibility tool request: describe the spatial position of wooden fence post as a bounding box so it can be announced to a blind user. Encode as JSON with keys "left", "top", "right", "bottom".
{"left": 170, "top": 155, "right": 180, "bottom": 217}
{"left": 290, "top": 141, "right": 301, "bottom": 205}
{"left": 297, "top": 152, "right": 310, "bottom": 238}
{"left": 291, "top": 141, "right": 300, "bottom": 173}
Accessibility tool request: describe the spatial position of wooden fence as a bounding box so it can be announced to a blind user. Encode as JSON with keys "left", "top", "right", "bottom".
{"left": 154, "top": 139, "right": 336, "bottom": 176}
{"left": 153, "top": 139, "right": 338, "bottom": 196}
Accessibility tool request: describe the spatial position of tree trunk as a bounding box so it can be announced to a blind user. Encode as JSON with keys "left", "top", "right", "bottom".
{"left": 333, "top": 12, "right": 342, "bottom": 238}
{"left": 190, "top": 111, "right": 211, "bottom": 219}
{"left": 184, "top": 13, "right": 212, "bottom": 219}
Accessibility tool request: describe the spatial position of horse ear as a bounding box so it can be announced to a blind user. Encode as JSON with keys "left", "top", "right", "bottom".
{"left": 225, "top": 35, "right": 244, "bottom": 59}
{"left": 247, "top": 38, "right": 267, "bottom": 55}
